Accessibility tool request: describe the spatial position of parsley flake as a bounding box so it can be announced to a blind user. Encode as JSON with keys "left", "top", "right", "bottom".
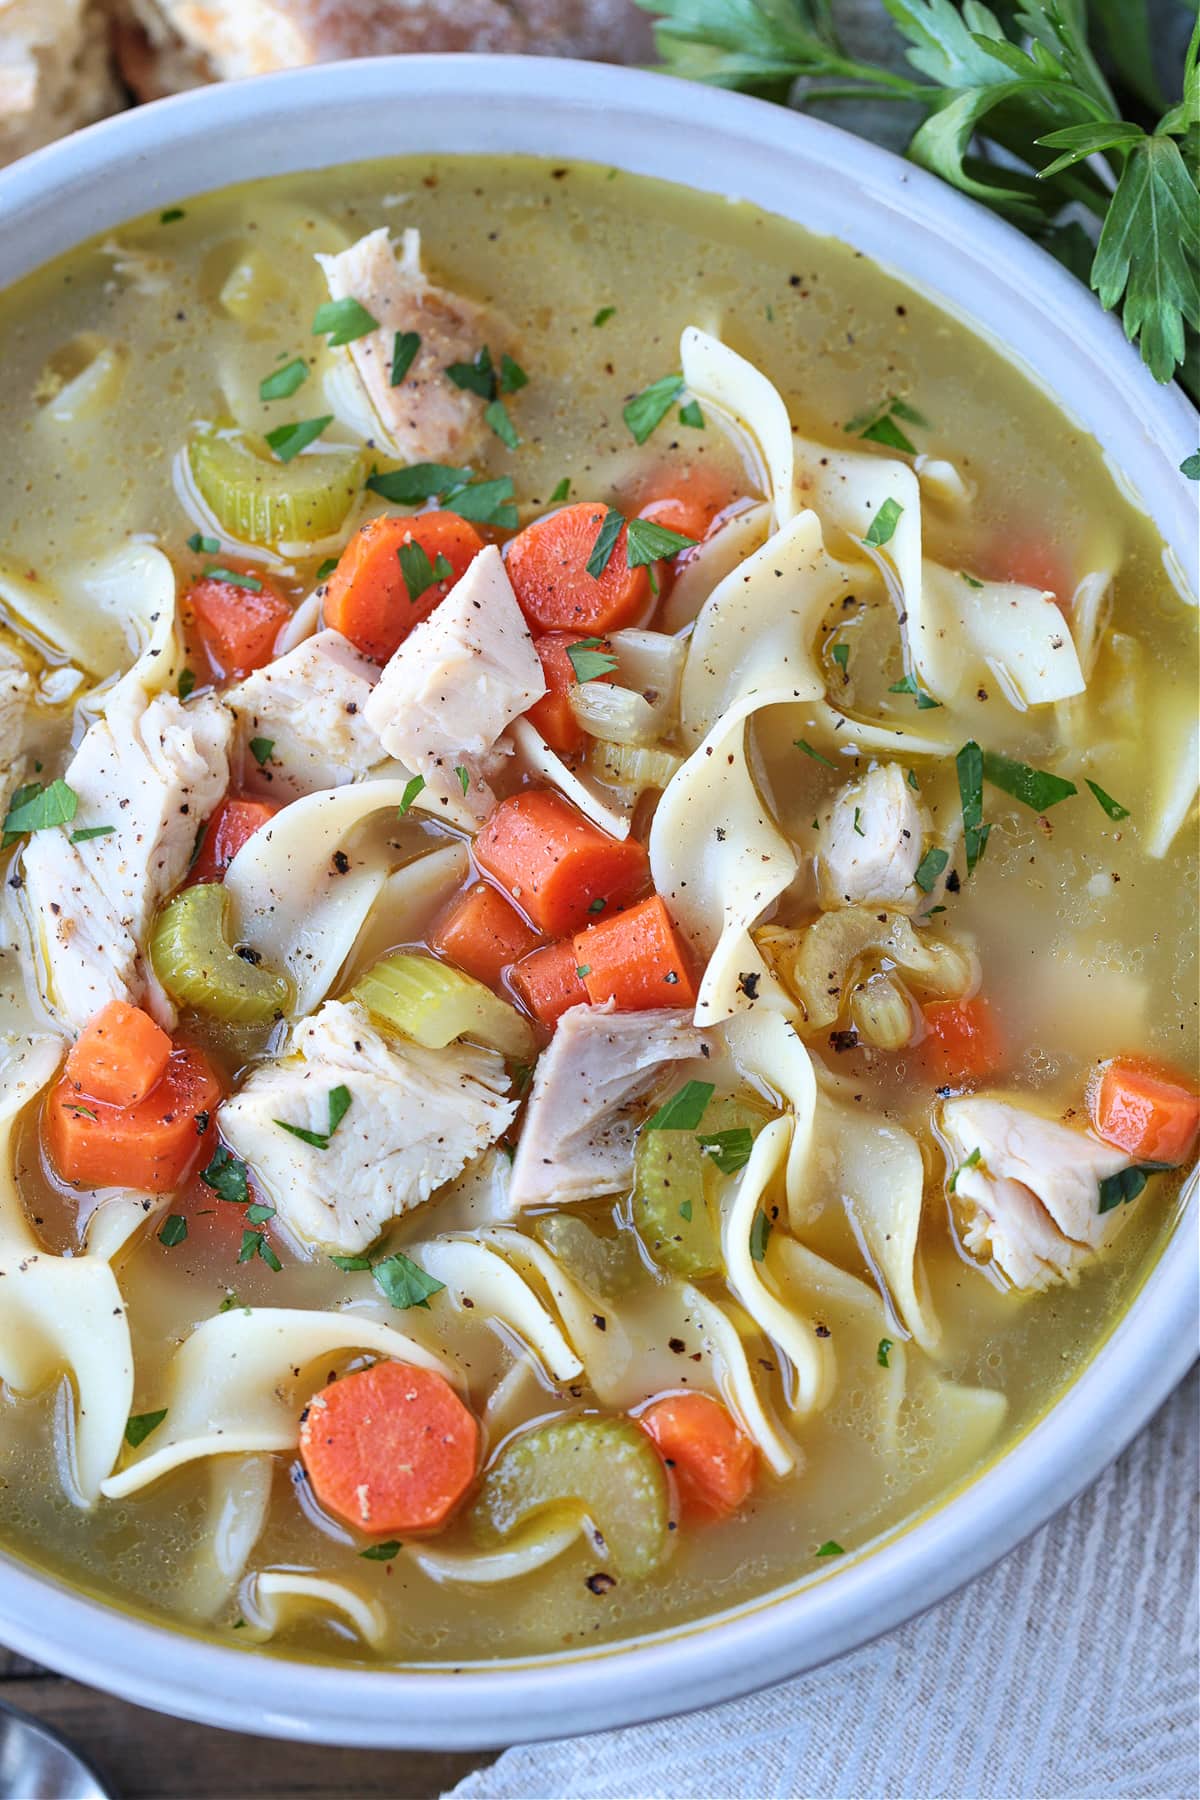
{"left": 249, "top": 737, "right": 275, "bottom": 767}
{"left": 948, "top": 1146, "right": 982, "bottom": 1193}
{"left": 956, "top": 741, "right": 989, "bottom": 876}
{"left": 238, "top": 1230, "right": 282, "bottom": 1272}
{"left": 360, "top": 1540, "right": 403, "bottom": 1561}
{"left": 567, "top": 637, "right": 618, "bottom": 683}
{"left": 888, "top": 672, "right": 941, "bottom": 709}
{"left": 593, "top": 306, "right": 616, "bottom": 327}
{"left": 815, "top": 1540, "right": 844, "bottom": 1558}
{"left": 69, "top": 824, "right": 115, "bottom": 843}
{"left": 312, "top": 297, "right": 378, "bottom": 345}
{"left": 158, "top": 1214, "right": 188, "bottom": 1248}
{"left": 982, "top": 749, "right": 1077, "bottom": 812}
{"left": 646, "top": 1080, "right": 714, "bottom": 1132}
{"left": 373, "top": 1252, "right": 445, "bottom": 1311}
{"left": 749, "top": 1208, "right": 773, "bottom": 1262}
{"left": 1085, "top": 778, "right": 1130, "bottom": 821}
{"left": 1181, "top": 453, "right": 1200, "bottom": 480}
{"left": 398, "top": 540, "right": 453, "bottom": 604}
{"left": 265, "top": 415, "right": 334, "bottom": 463}
{"left": 623, "top": 373, "right": 684, "bottom": 444}
{"left": 794, "top": 739, "right": 835, "bottom": 767}
{"left": 366, "top": 462, "right": 473, "bottom": 504}
{"left": 625, "top": 516, "right": 698, "bottom": 567}
{"left": 455, "top": 765, "right": 471, "bottom": 796}
{"left": 125, "top": 1410, "right": 167, "bottom": 1448}
{"left": 863, "top": 497, "right": 904, "bottom": 548}
{"left": 177, "top": 668, "right": 197, "bottom": 700}
{"left": 2, "top": 779, "right": 78, "bottom": 847}
{"left": 390, "top": 330, "right": 421, "bottom": 387}
{"left": 678, "top": 399, "right": 705, "bottom": 429}
{"left": 259, "top": 358, "right": 309, "bottom": 402}
{"left": 397, "top": 775, "right": 426, "bottom": 817}
{"left": 585, "top": 506, "right": 625, "bottom": 579}
{"left": 877, "top": 1338, "right": 893, "bottom": 1368}
{"left": 548, "top": 477, "right": 571, "bottom": 503}
{"left": 696, "top": 1127, "right": 754, "bottom": 1174}
{"left": 914, "top": 845, "right": 949, "bottom": 893}
{"left": 1098, "top": 1163, "right": 1168, "bottom": 1213}
{"left": 445, "top": 345, "right": 496, "bottom": 398}
{"left": 484, "top": 398, "right": 520, "bottom": 448}
{"left": 274, "top": 1084, "right": 352, "bottom": 1150}
{"left": 203, "top": 566, "right": 263, "bottom": 591}
{"left": 187, "top": 532, "right": 220, "bottom": 554}
{"left": 200, "top": 1146, "right": 250, "bottom": 1205}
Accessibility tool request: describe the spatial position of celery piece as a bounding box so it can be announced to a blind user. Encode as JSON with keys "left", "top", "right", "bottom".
{"left": 149, "top": 883, "right": 291, "bottom": 1023}
{"left": 472, "top": 1416, "right": 670, "bottom": 1578}
{"left": 632, "top": 1098, "right": 764, "bottom": 1279}
{"left": 352, "top": 952, "right": 534, "bottom": 1062}
{"left": 188, "top": 426, "right": 365, "bottom": 547}
{"left": 588, "top": 739, "right": 683, "bottom": 795}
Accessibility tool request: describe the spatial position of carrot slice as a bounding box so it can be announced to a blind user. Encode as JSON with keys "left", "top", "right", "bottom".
{"left": 473, "top": 790, "right": 649, "bottom": 937}
{"left": 323, "top": 511, "right": 484, "bottom": 663}
{"left": 299, "top": 1360, "right": 479, "bottom": 1536}
{"left": 185, "top": 569, "right": 291, "bottom": 679}
{"left": 526, "top": 632, "right": 613, "bottom": 758}
{"left": 505, "top": 502, "right": 649, "bottom": 635}
{"left": 572, "top": 895, "right": 697, "bottom": 1011}
{"left": 45, "top": 1044, "right": 222, "bottom": 1193}
{"left": 1089, "top": 1057, "right": 1200, "bottom": 1166}
{"left": 63, "top": 1000, "right": 172, "bottom": 1109}
{"left": 987, "top": 537, "right": 1070, "bottom": 599}
{"left": 510, "top": 939, "right": 590, "bottom": 1028}
{"left": 639, "top": 1392, "right": 756, "bottom": 1519}
{"left": 189, "top": 796, "right": 278, "bottom": 885}
{"left": 429, "top": 882, "right": 542, "bottom": 992}
{"left": 922, "top": 997, "right": 1002, "bottom": 1086}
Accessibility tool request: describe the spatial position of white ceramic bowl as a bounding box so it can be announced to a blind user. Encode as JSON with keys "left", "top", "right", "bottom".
{"left": 0, "top": 55, "right": 1195, "bottom": 1749}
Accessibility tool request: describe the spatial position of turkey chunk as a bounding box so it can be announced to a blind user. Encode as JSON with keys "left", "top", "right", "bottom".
{"left": 21, "top": 689, "right": 230, "bottom": 1030}
{"left": 941, "top": 1094, "right": 1132, "bottom": 1291}
{"left": 818, "top": 763, "right": 929, "bottom": 910}
{"left": 0, "top": 648, "right": 33, "bottom": 820}
{"left": 364, "top": 546, "right": 544, "bottom": 821}
{"left": 225, "top": 629, "right": 381, "bottom": 801}
{"left": 510, "top": 1003, "right": 706, "bottom": 1209}
{"left": 316, "top": 227, "right": 493, "bottom": 462}
{"left": 218, "top": 998, "right": 517, "bottom": 1254}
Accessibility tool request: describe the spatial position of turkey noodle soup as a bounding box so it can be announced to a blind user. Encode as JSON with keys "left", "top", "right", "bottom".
{"left": 0, "top": 158, "right": 1195, "bottom": 1665}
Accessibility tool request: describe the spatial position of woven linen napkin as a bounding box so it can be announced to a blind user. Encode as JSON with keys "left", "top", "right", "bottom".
{"left": 449, "top": 1368, "right": 1199, "bottom": 1800}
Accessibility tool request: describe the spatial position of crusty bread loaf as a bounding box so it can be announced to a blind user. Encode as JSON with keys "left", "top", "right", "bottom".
{"left": 112, "top": 0, "right": 654, "bottom": 99}
{"left": 0, "top": 0, "right": 122, "bottom": 168}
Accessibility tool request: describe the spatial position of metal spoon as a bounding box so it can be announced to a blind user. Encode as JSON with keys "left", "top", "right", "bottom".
{"left": 0, "top": 1698, "right": 112, "bottom": 1800}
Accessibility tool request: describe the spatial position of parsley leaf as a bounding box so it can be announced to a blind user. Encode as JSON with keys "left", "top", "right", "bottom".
{"left": 366, "top": 463, "right": 473, "bottom": 504}
{"left": 815, "top": 1540, "right": 844, "bottom": 1558}
{"left": 69, "top": 824, "right": 115, "bottom": 844}
{"left": 1085, "top": 777, "right": 1130, "bottom": 820}
{"left": 259, "top": 357, "right": 308, "bottom": 402}
{"left": 623, "top": 373, "right": 684, "bottom": 444}
{"left": 585, "top": 506, "right": 625, "bottom": 578}
{"left": 445, "top": 345, "right": 496, "bottom": 398}
{"left": 567, "top": 637, "right": 618, "bottom": 683}
{"left": 593, "top": 306, "right": 616, "bottom": 326}
{"left": 201, "top": 1145, "right": 250, "bottom": 1205}
{"left": 914, "top": 845, "right": 949, "bottom": 893}
{"left": 265, "top": 415, "right": 334, "bottom": 463}
{"left": 2, "top": 778, "right": 77, "bottom": 847}
{"left": 794, "top": 739, "right": 835, "bottom": 767}
{"left": 203, "top": 566, "right": 262, "bottom": 591}
{"left": 441, "top": 475, "right": 518, "bottom": 530}
{"left": 312, "top": 297, "right": 378, "bottom": 346}
{"left": 748, "top": 1208, "right": 773, "bottom": 1262}
{"left": 1098, "top": 1162, "right": 1168, "bottom": 1213}
{"left": 1089, "top": 135, "right": 1199, "bottom": 386}
{"left": 275, "top": 1085, "right": 352, "bottom": 1150}
{"left": 625, "top": 516, "right": 698, "bottom": 566}
{"left": 948, "top": 1146, "right": 982, "bottom": 1193}
{"left": 158, "top": 1214, "right": 188, "bottom": 1248}
{"left": 360, "top": 1540, "right": 403, "bottom": 1561}
{"left": 678, "top": 399, "right": 705, "bottom": 429}
{"left": 484, "top": 398, "right": 520, "bottom": 448}
{"left": 831, "top": 641, "right": 850, "bottom": 673}
{"left": 177, "top": 668, "right": 197, "bottom": 700}
{"left": 187, "top": 532, "right": 220, "bottom": 554}
{"left": 863, "top": 497, "right": 904, "bottom": 548}
{"left": 499, "top": 353, "right": 528, "bottom": 394}
{"left": 956, "top": 740, "right": 990, "bottom": 876}
{"left": 696, "top": 1127, "right": 754, "bottom": 1174}
{"left": 372, "top": 1251, "right": 446, "bottom": 1311}
{"left": 455, "top": 765, "right": 471, "bottom": 796}
{"left": 888, "top": 672, "right": 941, "bottom": 709}
{"left": 390, "top": 330, "right": 420, "bottom": 387}
{"left": 238, "top": 1230, "right": 282, "bottom": 1272}
{"left": 315, "top": 557, "right": 339, "bottom": 581}
{"left": 398, "top": 540, "right": 453, "bottom": 604}
{"left": 877, "top": 1338, "right": 893, "bottom": 1368}
{"left": 397, "top": 774, "right": 426, "bottom": 817}
{"left": 982, "top": 749, "right": 1077, "bottom": 811}
{"left": 646, "top": 1080, "right": 714, "bottom": 1132}
{"left": 548, "top": 477, "right": 571, "bottom": 503}
{"left": 1182, "top": 452, "right": 1200, "bottom": 480}
{"left": 249, "top": 737, "right": 275, "bottom": 767}
{"left": 125, "top": 1410, "right": 167, "bottom": 1448}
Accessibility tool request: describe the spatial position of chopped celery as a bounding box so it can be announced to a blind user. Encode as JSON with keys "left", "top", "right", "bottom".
{"left": 149, "top": 883, "right": 291, "bottom": 1023}
{"left": 534, "top": 1214, "right": 643, "bottom": 1300}
{"left": 352, "top": 953, "right": 535, "bottom": 1062}
{"left": 632, "top": 1097, "right": 764, "bottom": 1279}
{"left": 472, "top": 1416, "right": 670, "bottom": 1578}
{"left": 588, "top": 739, "right": 683, "bottom": 795}
{"left": 188, "top": 426, "right": 365, "bottom": 547}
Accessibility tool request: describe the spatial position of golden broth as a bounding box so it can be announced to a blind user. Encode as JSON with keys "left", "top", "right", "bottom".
{"left": 0, "top": 155, "right": 1194, "bottom": 1666}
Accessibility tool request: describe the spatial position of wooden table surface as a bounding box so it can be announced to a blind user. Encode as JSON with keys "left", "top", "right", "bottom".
{"left": 0, "top": 1648, "right": 495, "bottom": 1798}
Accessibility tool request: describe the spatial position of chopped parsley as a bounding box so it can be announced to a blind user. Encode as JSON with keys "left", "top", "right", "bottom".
{"left": 124, "top": 1410, "right": 167, "bottom": 1448}
{"left": 959, "top": 570, "right": 984, "bottom": 589}
{"left": 69, "top": 824, "right": 115, "bottom": 844}
{"left": 593, "top": 306, "right": 616, "bottom": 327}
{"left": 315, "top": 556, "right": 339, "bottom": 581}
{"left": 575, "top": 964, "right": 592, "bottom": 979}
{"left": 258, "top": 357, "right": 309, "bottom": 402}
{"left": 548, "top": 477, "right": 571, "bottom": 503}
{"left": 815, "top": 1540, "right": 845, "bottom": 1557}
{"left": 956, "top": 740, "right": 990, "bottom": 875}
{"left": 274, "top": 1084, "right": 352, "bottom": 1150}
{"left": 218, "top": 1291, "right": 249, "bottom": 1314}
{"left": 863, "top": 497, "right": 904, "bottom": 548}
{"left": 914, "top": 845, "right": 949, "bottom": 893}
{"left": 852, "top": 805, "right": 865, "bottom": 837}
{"left": 845, "top": 395, "right": 928, "bottom": 455}
{"left": 246, "top": 1203, "right": 275, "bottom": 1226}
{"left": 567, "top": 637, "right": 619, "bottom": 683}
{"left": 177, "top": 668, "right": 197, "bottom": 700}
{"left": 397, "top": 775, "right": 426, "bottom": 817}
{"left": 982, "top": 749, "right": 1077, "bottom": 811}
{"left": 312, "top": 296, "right": 378, "bottom": 345}
{"left": 200, "top": 1145, "right": 250, "bottom": 1205}
{"left": 203, "top": 566, "right": 263, "bottom": 591}
{"left": 158, "top": 1214, "right": 188, "bottom": 1248}
{"left": 646, "top": 1080, "right": 714, "bottom": 1132}
{"left": 484, "top": 398, "right": 520, "bottom": 448}
{"left": 441, "top": 475, "right": 518, "bottom": 530}
{"left": 248, "top": 737, "right": 275, "bottom": 767}
{"left": 372, "top": 1252, "right": 445, "bottom": 1311}
{"left": 390, "top": 330, "right": 420, "bottom": 387}
{"left": 625, "top": 516, "right": 698, "bottom": 567}
{"left": 587, "top": 897, "right": 607, "bottom": 914}
{"left": 888, "top": 672, "right": 941, "bottom": 709}
{"left": 623, "top": 372, "right": 684, "bottom": 444}
{"left": 794, "top": 739, "right": 835, "bottom": 767}
{"left": 877, "top": 1338, "right": 893, "bottom": 1368}
{"left": 1098, "top": 1163, "right": 1168, "bottom": 1213}
{"left": 360, "top": 1540, "right": 403, "bottom": 1561}
{"left": 748, "top": 1208, "right": 773, "bottom": 1262}
{"left": 238, "top": 1230, "right": 282, "bottom": 1272}
{"left": 329, "top": 1251, "right": 374, "bottom": 1273}
{"left": 499, "top": 353, "right": 528, "bottom": 393}
{"left": 696, "top": 1128, "right": 754, "bottom": 1174}
{"left": 160, "top": 207, "right": 185, "bottom": 224}
{"left": 948, "top": 1146, "right": 982, "bottom": 1192}
{"left": 398, "top": 539, "right": 453, "bottom": 604}
{"left": 366, "top": 462, "right": 473, "bottom": 504}
{"left": 679, "top": 1199, "right": 694, "bottom": 1222}
{"left": 265, "top": 415, "right": 334, "bottom": 463}
{"left": 1180, "top": 452, "right": 1200, "bottom": 480}
{"left": 679, "top": 399, "right": 705, "bottom": 429}
{"left": 455, "top": 765, "right": 471, "bottom": 796}
{"left": 187, "top": 532, "right": 220, "bottom": 554}
{"left": 445, "top": 345, "right": 496, "bottom": 398}
{"left": 1085, "top": 778, "right": 1130, "bottom": 821}
{"left": 831, "top": 641, "right": 850, "bottom": 673}
{"left": 2, "top": 779, "right": 78, "bottom": 847}
{"left": 906, "top": 769, "right": 920, "bottom": 792}
{"left": 66, "top": 1103, "right": 97, "bottom": 1120}
{"left": 585, "top": 506, "right": 625, "bottom": 579}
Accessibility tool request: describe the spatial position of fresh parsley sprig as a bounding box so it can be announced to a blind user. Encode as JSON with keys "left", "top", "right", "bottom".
{"left": 640, "top": 1, "right": 1199, "bottom": 390}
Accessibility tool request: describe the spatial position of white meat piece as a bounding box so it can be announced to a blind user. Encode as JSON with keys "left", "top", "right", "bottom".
{"left": 510, "top": 1003, "right": 706, "bottom": 1209}
{"left": 364, "top": 545, "right": 545, "bottom": 822}
{"left": 225, "top": 629, "right": 381, "bottom": 801}
{"left": 0, "top": 648, "right": 33, "bottom": 821}
{"left": 818, "top": 763, "right": 928, "bottom": 910}
{"left": 941, "top": 1094, "right": 1132, "bottom": 1292}
{"left": 218, "top": 998, "right": 517, "bottom": 1254}
{"left": 20, "top": 689, "right": 230, "bottom": 1030}
{"left": 316, "top": 227, "right": 492, "bottom": 462}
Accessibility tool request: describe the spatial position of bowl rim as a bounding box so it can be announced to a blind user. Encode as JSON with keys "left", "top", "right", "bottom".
{"left": 0, "top": 52, "right": 1195, "bottom": 1751}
